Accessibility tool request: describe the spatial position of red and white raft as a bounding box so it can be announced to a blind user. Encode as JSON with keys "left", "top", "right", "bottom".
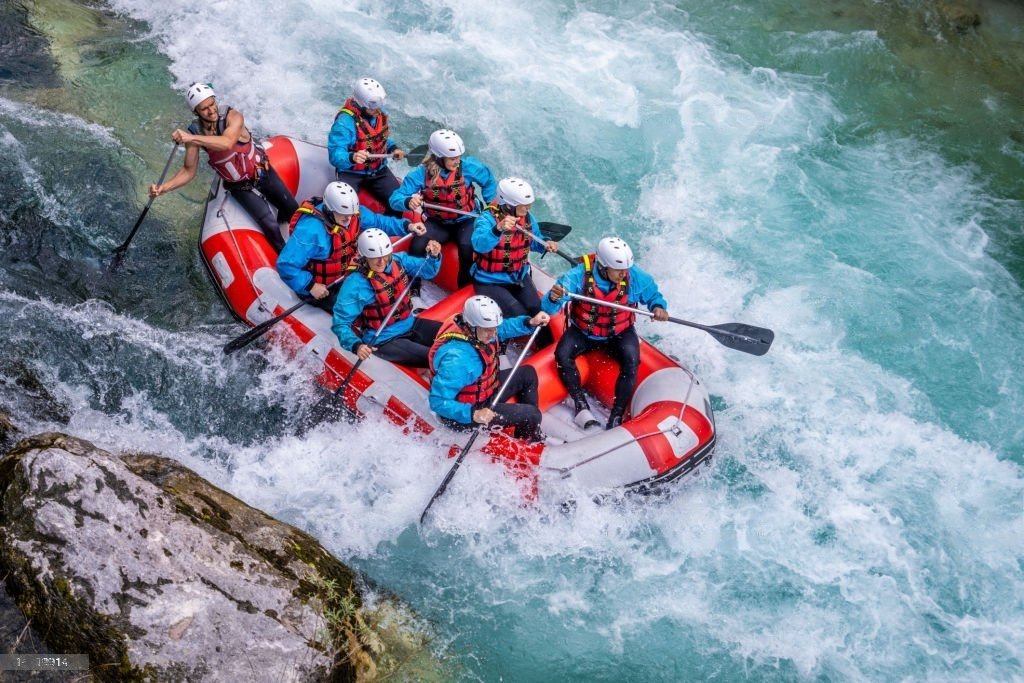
{"left": 199, "top": 135, "right": 716, "bottom": 497}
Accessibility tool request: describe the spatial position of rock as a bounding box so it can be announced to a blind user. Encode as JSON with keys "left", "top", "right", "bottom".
{"left": 937, "top": 0, "right": 981, "bottom": 32}
{"left": 0, "top": 359, "right": 72, "bottom": 427}
{"left": 0, "top": 433, "right": 447, "bottom": 682}
{"left": 0, "top": 408, "right": 17, "bottom": 451}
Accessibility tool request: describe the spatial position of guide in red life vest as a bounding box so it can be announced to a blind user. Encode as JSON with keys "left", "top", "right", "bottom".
{"left": 542, "top": 236, "right": 670, "bottom": 432}
{"left": 149, "top": 82, "right": 297, "bottom": 252}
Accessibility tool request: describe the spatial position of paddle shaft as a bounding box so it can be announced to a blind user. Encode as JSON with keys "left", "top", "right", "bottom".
{"left": 418, "top": 202, "right": 577, "bottom": 265}
{"left": 565, "top": 291, "right": 769, "bottom": 348}
{"left": 367, "top": 143, "right": 428, "bottom": 162}
{"left": 512, "top": 226, "right": 577, "bottom": 266}
{"left": 222, "top": 233, "right": 413, "bottom": 354}
{"left": 418, "top": 201, "right": 475, "bottom": 218}
{"left": 108, "top": 142, "right": 180, "bottom": 269}
{"left": 419, "top": 324, "right": 544, "bottom": 525}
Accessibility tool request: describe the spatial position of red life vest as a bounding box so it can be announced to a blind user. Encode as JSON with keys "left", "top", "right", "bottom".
{"left": 569, "top": 253, "right": 635, "bottom": 338}
{"left": 289, "top": 199, "right": 361, "bottom": 286}
{"left": 335, "top": 98, "right": 389, "bottom": 172}
{"left": 352, "top": 257, "right": 413, "bottom": 333}
{"left": 189, "top": 106, "right": 263, "bottom": 183}
{"left": 473, "top": 204, "right": 531, "bottom": 274}
{"left": 427, "top": 315, "right": 501, "bottom": 408}
{"left": 422, "top": 164, "right": 476, "bottom": 221}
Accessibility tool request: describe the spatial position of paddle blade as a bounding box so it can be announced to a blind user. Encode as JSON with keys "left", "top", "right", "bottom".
{"left": 708, "top": 323, "right": 775, "bottom": 356}
{"left": 538, "top": 221, "right": 572, "bottom": 242}
{"left": 302, "top": 390, "right": 359, "bottom": 432}
{"left": 106, "top": 248, "right": 128, "bottom": 274}
{"left": 222, "top": 321, "right": 274, "bottom": 354}
{"left": 405, "top": 144, "right": 430, "bottom": 166}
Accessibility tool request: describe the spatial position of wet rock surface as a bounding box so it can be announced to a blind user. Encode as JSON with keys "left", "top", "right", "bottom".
{"left": 0, "top": 433, "right": 442, "bottom": 682}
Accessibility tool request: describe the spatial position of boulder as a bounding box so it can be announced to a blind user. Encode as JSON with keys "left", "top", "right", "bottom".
{"left": 937, "top": 0, "right": 981, "bottom": 32}
{"left": 0, "top": 409, "right": 17, "bottom": 452}
{"left": 0, "top": 433, "right": 446, "bottom": 682}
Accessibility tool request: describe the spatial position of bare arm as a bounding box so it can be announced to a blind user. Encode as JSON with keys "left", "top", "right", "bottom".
{"left": 149, "top": 143, "right": 200, "bottom": 197}
{"left": 171, "top": 108, "right": 248, "bottom": 153}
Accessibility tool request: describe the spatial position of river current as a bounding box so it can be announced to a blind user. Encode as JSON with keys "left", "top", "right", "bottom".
{"left": 1, "top": 0, "right": 1022, "bottom": 680}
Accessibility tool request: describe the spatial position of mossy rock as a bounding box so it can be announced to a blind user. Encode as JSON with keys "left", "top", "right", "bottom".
{"left": 0, "top": 433, "right": 449, "bottom": 681}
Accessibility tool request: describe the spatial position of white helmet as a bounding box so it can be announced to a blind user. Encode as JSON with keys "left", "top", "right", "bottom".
{"left": 185, "top": 82, "right": 216, "bottom": 111}
{"left": 357, "top": 228, "right": 393, "bottom": 258}
{"left": 496, "top": 177, "right": 534, "bottom": 207}
{"left": 428, "top": 129, "right": 465, "bottom": 158}
{"left": 595, "top": 236, "right": 634, "bottom": 269}
{"left": 462, "top": 295, "right": 503, "bottom": 328}
{"left": 323, "top": 182, "right": 359, "bottom": 215}
{"left": 352, "top": 77, "right": 387, "bottom": 110}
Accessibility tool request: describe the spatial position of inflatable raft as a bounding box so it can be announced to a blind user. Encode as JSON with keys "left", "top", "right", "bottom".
{"left": 199, "top": 136, "right": 716, "bottom": 497}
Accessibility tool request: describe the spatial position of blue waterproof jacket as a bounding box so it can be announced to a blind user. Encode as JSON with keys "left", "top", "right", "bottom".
{"left": 470, "top": 212, "right": 548, "bottom": 285}
{"left": 541, "top": 262, "right": 668, "bottom": 340}
{"left": 277, "top": 202, "right": 409, "bottom": 296}
{"left": 388, "top": 156, "right": 498, "bottom": 216}
{"left": 429, "top": 315, "right": 534, "bottom": 424}
{"left": 327, "top": 109, "right": 398, "bottom": 175}
{"left": 331, "top": 252, "right": 441, "bottom": 352}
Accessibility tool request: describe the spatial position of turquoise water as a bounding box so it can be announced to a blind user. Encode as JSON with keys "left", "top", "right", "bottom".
{"left": 1, "top": 0, "right": 1022, "bottom": 679}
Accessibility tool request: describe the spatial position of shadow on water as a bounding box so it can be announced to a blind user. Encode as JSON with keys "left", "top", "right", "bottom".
{"left": 0, "top": 1, "right": 60, "bottom": 89}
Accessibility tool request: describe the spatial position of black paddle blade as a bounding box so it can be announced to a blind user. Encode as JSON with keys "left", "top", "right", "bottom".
{"left": 106, "top": 248, "right": 128, "bottom": 275}
{"left": 302, "top": 390, "right": 359, "bottom": 432}
{"left": 405, "top": 144, "right": 430, "bottom": 166}
{"left": 223, "top": 299, "right": 312, "bottom": 354}
{"left": 538, "top": 221, "right": 572, "bottom": 242}
{"left": 708, "top": 323, "right": 775, "bottom": 356}
{"left": 222, "top": 323, "right": 273, "bottom": 354}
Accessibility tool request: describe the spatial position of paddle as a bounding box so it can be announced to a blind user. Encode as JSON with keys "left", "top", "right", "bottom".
{"left": 107, "top": 142, "right": 180, "bottom": 273}
{"left": 419, "top": 324, "right": 545, "bottom": 526}
{"left": 222, "top": 233, "right": 413, "bottom": 354}
{"left": 417, "top": 201, "right": 573, "bottom": 245}
{"left": 564, "top": 292, "right": 774, "bottom": 356}
{"left": 306, "top": 254, "right": 429, "bottom": 424}
{"left": 511, "top": 225, "right": 579, "bottom": 266}
{"left": 367, "top": 143, "right": 429, "bottom": 166}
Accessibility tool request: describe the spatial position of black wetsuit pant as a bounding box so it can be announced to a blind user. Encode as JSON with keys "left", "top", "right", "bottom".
{"left": 336, "top": 167, "right": 401, "bottom": 217}
{"left": 225, "top": 166, "right": 297, "bottom": 253}
{"left": 440, "top": 366, "right": 543, "bottom": 442}
{"left": 371, "top": 318, "right": 442, "bottom": 368}
{"left": 555, "top": 325, "right": 640, "bottom": 420}
{"left": 473, "top": 279, "right": 553, "bottom": 348}
{"left": 411, "top": 216, "right": 475, "bottom": 288}
{"left": 473, "top": 280, "right": 543, "bottom": 317}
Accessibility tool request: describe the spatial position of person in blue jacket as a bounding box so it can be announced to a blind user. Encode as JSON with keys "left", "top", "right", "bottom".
{"left": 327, "top": 77, "right": 405, "bottom": 215}
{"left": 428, "top": 295, "right": 551, "bottom": 443}
{"left": 390, "top": 129, "right": 498, "bottom": 288}
{"left": 470, "top": 177, "right": 558, "bottom": 318}
{"left": 331, "top": 229, "right": 443, "bottom": 368}
{"left": 277, "top": 181, "right": 424, "bottom": 312}
{"left": 543, "top": 236, "right": 669, "bottom": 431}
